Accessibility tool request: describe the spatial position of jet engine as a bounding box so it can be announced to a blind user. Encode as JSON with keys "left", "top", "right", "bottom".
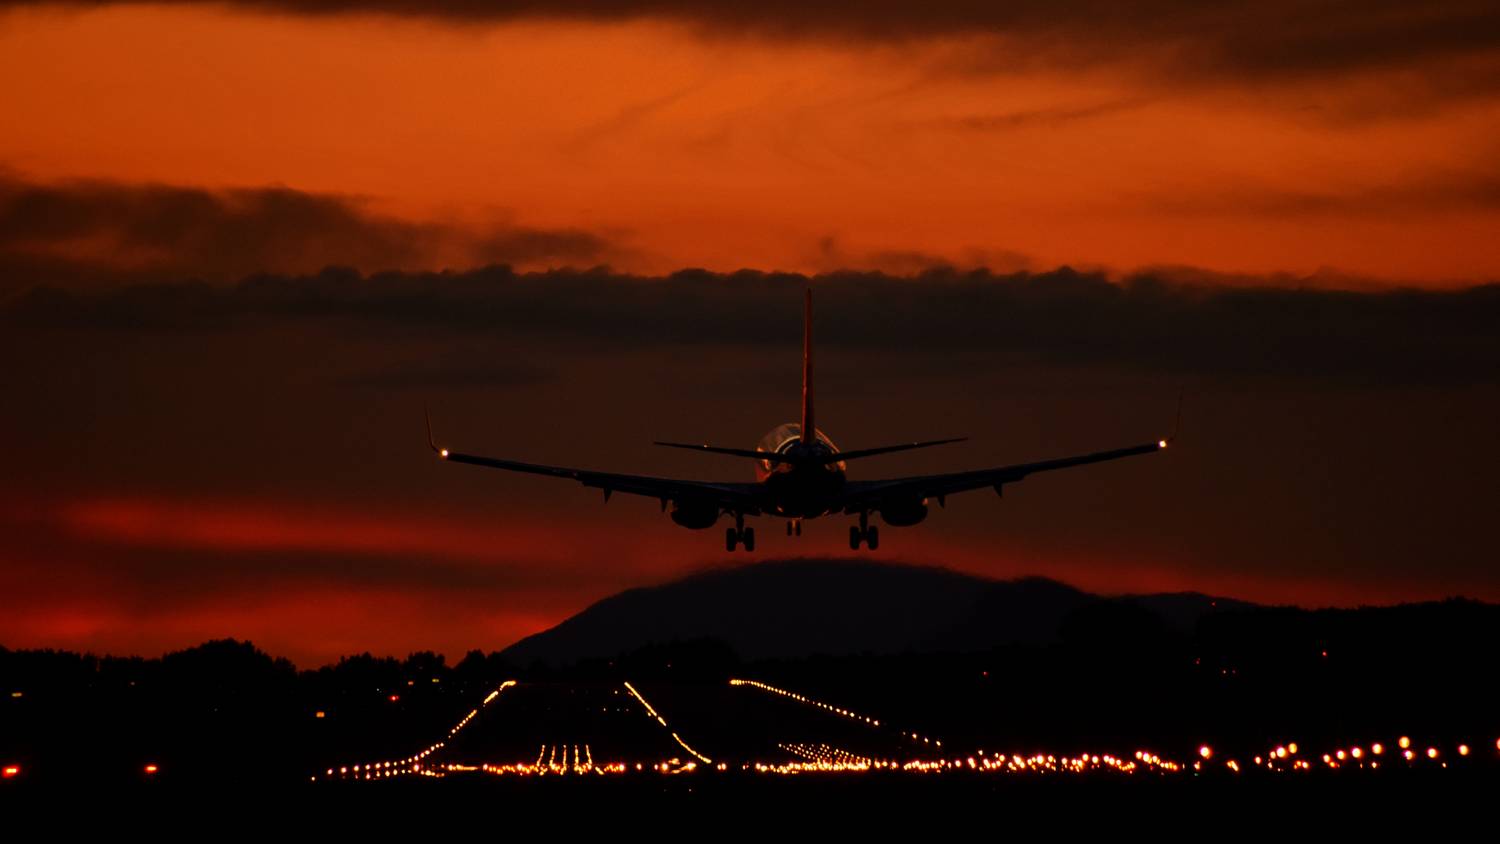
{"left": 669, "top": 501, "right": 720, "bottom": 529}
{"left": 878, "top": 498, "right": 929, "bottom": 527}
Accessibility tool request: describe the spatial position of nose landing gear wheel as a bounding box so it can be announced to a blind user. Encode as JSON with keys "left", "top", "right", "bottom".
{"left": 866, "top": 525, "right": 879, "bottom": 550}
{"left": 726, "top": 527, "right": 739, "bottom": 552}
{"left": 742, "top": 527, "right": 755, "bottom": 552}
{"left": 849, "top": 526, "right": 862, "bottom": 550}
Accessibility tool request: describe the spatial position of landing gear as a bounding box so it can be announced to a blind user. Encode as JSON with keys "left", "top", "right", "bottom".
{"left": 786, "top": 520, "right": 803, "bottom": 537}
{"left": 726, "top": 514, "right": 755, "bottom": 552}
{"left": 849, "top": 513, "right": 879, "bottom": 550}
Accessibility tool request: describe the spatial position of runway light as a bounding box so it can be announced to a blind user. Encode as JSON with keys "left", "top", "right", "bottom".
{"left": 1199, "top": 746, "right": 1212, "bottom": 760}
{"left": 1458, "top": 745, "right": 1470, "bottom": 756}
{"left": 2, "top": 765, "right": 18, "bottom": 778}
{"left": 1371, "top": 743, "right": 1383, "bottom": 755}
{"left": 1427, "top": 747, "right": 1439, "bottom": 759}
{"left": 144, "top": 764, "right": 159, "bottom": 775}
{"left": 1398, "top": 736, "right": 1411, "bottom": 749}
{"left": 315, "top": 711, "right": 325, "bottom": 719}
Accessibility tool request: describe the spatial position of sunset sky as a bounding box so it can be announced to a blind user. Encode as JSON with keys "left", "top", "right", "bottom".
{"left": 2, "top": 1, "right": 1498, "bottom": 666}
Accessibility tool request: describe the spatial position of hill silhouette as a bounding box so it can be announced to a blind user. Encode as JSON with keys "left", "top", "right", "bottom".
{"left": 499, "top": 559, "right": 1254, "bottom": 666}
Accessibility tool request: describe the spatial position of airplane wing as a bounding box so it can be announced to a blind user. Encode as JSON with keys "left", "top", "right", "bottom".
{"left": 428, "top": 416, "right": 765, "bottom": 513}
{"left": 834, "top": 439, "right": 1168, "bottom": 513}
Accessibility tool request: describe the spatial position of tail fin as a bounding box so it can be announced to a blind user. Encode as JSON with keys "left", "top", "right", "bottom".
{"left": 801, "top": 287, "right": 814, "bottom": 444}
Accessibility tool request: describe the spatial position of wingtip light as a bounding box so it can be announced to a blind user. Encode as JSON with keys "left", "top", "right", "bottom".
{"left": 1158, "top": 439, "right": 1168, "bottom": 449}
{"left": 440, "top": 448, "right": 449, "bottom": 459}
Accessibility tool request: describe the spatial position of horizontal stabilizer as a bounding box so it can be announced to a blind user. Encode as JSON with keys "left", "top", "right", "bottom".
{"left": 653, "top": 441, "right": 800, "bottom": 465}
{"left": 829, "top": 438, "right": 967, "bottom": 463}
{"left": 653, "top": 437, "right": 965, "bottom": 465}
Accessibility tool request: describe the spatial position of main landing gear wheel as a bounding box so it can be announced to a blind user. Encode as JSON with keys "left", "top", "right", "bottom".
{"left": 849, "top": 515, "right": 879, "bottom": 550}
{"left": 726, "top": 523, "right": 755, "bottom": 552}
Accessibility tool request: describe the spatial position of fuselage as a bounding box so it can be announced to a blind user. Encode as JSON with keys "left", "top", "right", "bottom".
{"left": 754, "top": 423, "right": 847, "bottom": 518}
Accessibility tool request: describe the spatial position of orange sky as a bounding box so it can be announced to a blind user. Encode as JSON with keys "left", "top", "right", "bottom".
{"left": 3, "top": 5, "right": 1498, "bottom": 282}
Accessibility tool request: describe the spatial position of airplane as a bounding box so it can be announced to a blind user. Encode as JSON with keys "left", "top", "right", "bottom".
{"left": 427, "top": 288, "right": 1174, "bottom": 552}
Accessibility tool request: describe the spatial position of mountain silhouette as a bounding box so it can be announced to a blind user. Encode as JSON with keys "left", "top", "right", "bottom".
{"left": 499, "top": 559, "right": 1254, "bottom": 665}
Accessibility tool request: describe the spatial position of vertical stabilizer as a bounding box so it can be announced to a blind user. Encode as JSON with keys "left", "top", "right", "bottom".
{"left": 801, "top": 287, "right": 814, "bottom": 444}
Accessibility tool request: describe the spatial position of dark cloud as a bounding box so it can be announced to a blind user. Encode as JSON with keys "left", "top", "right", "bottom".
{"left": 9, "top": 1, "right": 1498, "bottom": 85}
{"left": 6, "top": 264, "right": 1499, "bottom": 386}
{"left": 337, "top": 361, "right": 554, "bottom": 391}
{"left": 0, "top": 176, "right": 616, "bottom": 293}
{"left": 923, "top": 99, "right": 1152, "bottom": 132}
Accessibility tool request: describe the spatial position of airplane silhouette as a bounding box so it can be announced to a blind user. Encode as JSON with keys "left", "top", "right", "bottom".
{"left": 428, "top": 289, "right": 1173, "bottom": 552}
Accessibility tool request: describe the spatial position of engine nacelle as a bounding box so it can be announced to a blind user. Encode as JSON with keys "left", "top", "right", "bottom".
{"left": 669, "top": 501, "right": 720, "bottom": 530}
{"left": 878, "top": 498, "right": 929, "bottom": 527}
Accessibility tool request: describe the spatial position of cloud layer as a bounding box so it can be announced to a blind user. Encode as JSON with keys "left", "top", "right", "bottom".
{"left": 8, "top": 264, "right": 1499, "bottom": 386}
{"left": 0, "top": 176, "right": 614, "bottom": 290}
{"left": 9, "top": 0, "right": 1498, "bottom": 83}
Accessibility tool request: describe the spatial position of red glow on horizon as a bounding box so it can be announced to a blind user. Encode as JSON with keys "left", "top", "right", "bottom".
{"left": 0, "top": 492, "right": 1485, "bottom": 667}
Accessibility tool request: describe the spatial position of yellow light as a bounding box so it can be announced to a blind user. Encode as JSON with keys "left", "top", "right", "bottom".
{"left": 144, "top": 764, "right": 159, "bottom": 775}
{"left": 2, "top": 765, "right": 18, "bottom": 778}
{"left": 1398, "top": 736, "right": 1411, "bottom": 749}
{"left": 1287, "top": 742, "right": 1298, "bottom": 755}
{"left": 1458, "top": 744, "right": 1470, "bottom": 756}
{"left": 1350, "top": 747, "right": 1362, "bottom": 759}
{"left": 1158, "top": 440, "right": 1168, "bottom": 449}
{"left": 440, "top": 449, "right": 449, "bottom": 458}
{"left": 1427, "top": 747, "right": 1438, "bottom": 759}
{"left": 1275, "top": 746, "right": 1287, "bottom": 758}
{"left": 1198, "top": 746, "right": 1212, "bottom": 760}
{"left": 315, "top": 711, "right": 325, "bottom": 719}
{"left": 1371, "top": 743, "right": 1383, "bottom": 755}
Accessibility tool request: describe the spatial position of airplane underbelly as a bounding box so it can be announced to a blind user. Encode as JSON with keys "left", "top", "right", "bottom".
{"left": 764, "top": 469, "right": 844, "bottom": 518}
